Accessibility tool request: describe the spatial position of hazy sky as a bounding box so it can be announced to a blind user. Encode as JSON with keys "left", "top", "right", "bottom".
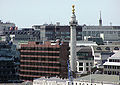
{"left": 0, "top": 0, "right": 120, "bottom": 28}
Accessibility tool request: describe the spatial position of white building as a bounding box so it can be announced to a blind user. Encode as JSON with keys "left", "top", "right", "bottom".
{"left": 76, "top": 46, "right": 94, "bottom": 75}
{"left": 103, "top": 50, "right": 120, "bottom": 75}
{"left": 33, "top": 77, "right": 67, "bottom": 85}
{"left": 82, "top": 26, "right": 120, "bottom": 41}
{"left": 93, "top": 45, "right": 120, "bottom": 66}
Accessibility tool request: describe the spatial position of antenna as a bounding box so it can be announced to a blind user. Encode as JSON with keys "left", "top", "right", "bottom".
{"left": 99, "top": 11, "right": 102, "bottom": 26}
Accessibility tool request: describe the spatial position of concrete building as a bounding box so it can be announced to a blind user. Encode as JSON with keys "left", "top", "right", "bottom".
{"left": 76, "top": 46, "right": 94, "bottom": 74}
{"left": 14, "top": 28, "right": 40, "bottom": 41}
{"left": 93, "top": 45, "right": 120, "bottom": 66}
{"left": 103, "top": 50, "right": 120, "bottom": 75}
{"left": 82, "top": 25, "right": 120, "bottom": 41}
{"left": 20, "top": 40, "right": 69, "bottom": 81}
{"left": 32, "top": 25, "right": 82, "bottom": 41}
{"left": 3, "top": 28, "right": 41, "bottom": 42}
{"left": 0, "top": 20, "right": 15, "bottom": 36}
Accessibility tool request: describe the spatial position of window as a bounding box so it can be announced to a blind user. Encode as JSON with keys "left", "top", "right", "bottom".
{"left": 96, "top": 47, "right": 102, "bottom": 50}
{"left": 104, "top": 65, "right": 107, "bottom": 68}
{"left": 105, "top": 47, "right": 110, "bottom": 50}
{"left": 90, "top": 62, "right": 93, "bottom": 66}
{"left": 114, "top": 47, "right": 119, "bottom": 50}
{"left": 79, "top": 67, "right": 83, "bottom": 71}
{"left": 86, "top": 67, "right": 89, "bottom": 71}
{"left": 86, "top": 63, "right": 89, "bottom": 66}
{"left": 79, "top": 62, "right": 83, "bottom": 66}
{"left": 104, "top": 71, "right": 107, "bottom": 74}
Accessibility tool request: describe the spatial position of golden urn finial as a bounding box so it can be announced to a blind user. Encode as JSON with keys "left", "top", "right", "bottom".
{"left": 72, "top": 5, "right": 75, "bottom": 14}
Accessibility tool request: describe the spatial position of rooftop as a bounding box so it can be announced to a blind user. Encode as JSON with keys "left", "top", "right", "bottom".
{"left": 109, "top": 50, "right": 120, "bottom": 59}
{"left": 103, "top": 62, "right": 120, "bottom": 66}
{"left": 74, "top": 74, "right": 120, "bottom": 83}
{"left": 34, "top": 77, "right": 68, "bottom": 82}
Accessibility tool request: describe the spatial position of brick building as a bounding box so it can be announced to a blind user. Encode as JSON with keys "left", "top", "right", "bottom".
{"left": 20, "top": 40, "right": 69, "bottom": 81}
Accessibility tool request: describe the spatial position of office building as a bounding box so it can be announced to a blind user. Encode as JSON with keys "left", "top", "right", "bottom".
{"left": 0, "top": 41, "right": 20, "bottom": 83}
{"left": 32, "top": 24, "right": 82, "bottom": 41}
{"left": 82, "top": 25, "right": 120, "bottom": 41}
{"left": 20, "top": 40, "right": 69, "bottom": 81}
{"left": 14, "top": 28, "right": 40, "bottom": 41}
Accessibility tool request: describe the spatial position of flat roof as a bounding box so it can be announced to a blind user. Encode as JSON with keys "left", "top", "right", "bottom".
{"left": 74, "top": 74, "right": 120, "bottom": 83}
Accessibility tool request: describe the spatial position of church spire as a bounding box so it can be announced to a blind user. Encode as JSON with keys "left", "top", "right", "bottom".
{"left": 99, "top": 11, "right": 102, "bottom": 26}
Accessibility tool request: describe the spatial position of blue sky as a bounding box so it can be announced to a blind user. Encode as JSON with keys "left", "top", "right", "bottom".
{"left": 0, "top": 0, "right": 120, "bottom": 28}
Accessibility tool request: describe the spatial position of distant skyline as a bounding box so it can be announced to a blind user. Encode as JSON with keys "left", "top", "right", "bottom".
{"left": 0, "top": 0, "right": 120, "bottom": 28}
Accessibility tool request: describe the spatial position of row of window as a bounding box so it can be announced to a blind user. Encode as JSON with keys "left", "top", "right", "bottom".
{"left": 20, "top": 76, "right": 33, "bottom": 81}
{"left": 21, "top": 66, "right": 59, "bottom": 72}
{"left": 0, "top": 76, "right": 18, "bottom": 81}
{"left": 83, "top": 31, "right": 118, "bottom": 35}
{"left": 79, "top": 62, "right": 93, "bottom": 66}
{"left": 20, "top": 71, "right": 59, "bottom": 76}
{"left": 21, "top": 57, "right": 59, "bottom": 61}
{"left": 96, "top": 47, "right": 119, "bottom": 50}
{"left": 21, "top": 47, "right": 60, "bottom": 51}
{"left": 104, "top": 71, "right": 119, "bottom": 75}
{"left": 109, "top": 59, "right": 120, "bottom": 62}
{"left": 46, "top": 31, "right": 82, "bottom": 35}
{"left": 68, "top": 82, "right": 97, "bottom": 85}
{"left": 77, "top": 52, "right": 90, "bottom": 57}
{"left": 104, "top": 65, "right": 120, "bottom": 69}
{"left": 78, "top": 57, "right": 94, "bottom": 60}
{"left": 21, "top": 62, "right": 60, "bottom": 66}
{"left": 79, "top": 67, "right": 91, "bottom": 71}
{"left": 20, "top": 52, "right": 59, "bottom": 56}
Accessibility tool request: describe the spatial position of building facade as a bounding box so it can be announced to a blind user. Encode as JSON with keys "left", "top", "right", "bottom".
{"left": 3, "top": 28, "right": 41, "bottom": 42}
{"left": 82, "top": 26, "right": 120, "bottom": 41}
{"left": 14, "top": 28, "right": 40, "bottom": 41}
{"left": 32, "top": 25, "right": 82, "bottom": 41}
{"left": 0, "top": 41, "right": 20, "bottom": 82}
{"left": 0, "top": 20, "right": 15, "bottom": 36}
{"left": 76, "top": 46, "right": 94, "bottom": 74}
{"left": 20, "top": 40, "right": 69, "bottom": 81}
{"left": 103, "top": 50, "right": 120, "bottom": 76}
{"left": 93, "top": 45, "right": 120, "bottom": 66}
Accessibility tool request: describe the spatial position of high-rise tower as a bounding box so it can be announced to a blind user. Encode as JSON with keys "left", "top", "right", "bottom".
{"left": 99, "top": 11, "right": 102, "bottom": 26}
{"left": 69, "top": 5, "right": 78, "bottom": 72}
